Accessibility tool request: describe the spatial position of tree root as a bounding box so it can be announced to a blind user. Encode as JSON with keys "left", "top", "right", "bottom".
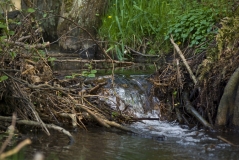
{"left": 216, "top": 65, "right": 239, "bottom": 126}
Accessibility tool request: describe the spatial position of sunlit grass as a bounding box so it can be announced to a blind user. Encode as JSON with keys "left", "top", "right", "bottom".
{"left": 99, "top": 0, "right": 232, "bottom": 60}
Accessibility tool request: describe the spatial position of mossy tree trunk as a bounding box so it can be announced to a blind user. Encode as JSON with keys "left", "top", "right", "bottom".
{"left": 216, "top": 66, "right": 239, "bottom": 127}
{"left": 22, "top": 0, "right": 107, "bottom": 52}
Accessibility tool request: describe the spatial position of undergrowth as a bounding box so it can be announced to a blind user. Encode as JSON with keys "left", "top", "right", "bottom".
{"left": 99, "top": 0, "right": 233, "bottom": 60}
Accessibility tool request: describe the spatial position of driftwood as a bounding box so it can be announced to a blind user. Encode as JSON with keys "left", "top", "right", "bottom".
{"left": 217, "top": 136, "right": 239, "bottom": 147}
{"left": 0, "top": 116, "right": 74, "bottom": 144}
{"left": 183, "top": 92, "right": 213, "bottom": 129}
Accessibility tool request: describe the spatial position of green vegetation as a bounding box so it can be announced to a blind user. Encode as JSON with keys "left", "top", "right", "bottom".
{"left": 65, "top": 63, "right": 97, "bottom": 79}
{"left": 216, "top": 16, "right": 239, "bottom": 59}
{"left": 99, "top": 0, "right": 233, "bottom": 59}
{"left": 166, "top": 8, "right": 217, "bottom": 48}
{"left": 82, "top": 63, "right": 97, "bottom": 78}
{"left": 0, "top": 75, "right": 8, "bottom": 82}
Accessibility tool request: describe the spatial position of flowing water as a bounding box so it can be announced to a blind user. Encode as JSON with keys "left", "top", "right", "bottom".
{"left": 5, "top": 75, "right": 239, "bottom": 159}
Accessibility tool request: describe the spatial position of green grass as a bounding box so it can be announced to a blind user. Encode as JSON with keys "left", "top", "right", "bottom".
{"left": 99, "top": 0, "right": 233, "bottom": 60}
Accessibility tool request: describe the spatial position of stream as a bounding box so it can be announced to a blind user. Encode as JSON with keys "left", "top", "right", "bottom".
{"left": 4, "top": 75, "right": 239, "bottom": 159}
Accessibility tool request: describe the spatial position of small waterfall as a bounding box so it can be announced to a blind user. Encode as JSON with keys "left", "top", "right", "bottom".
{"left": 101, "top": 74, "right": 159, "bottom": 116}
{"left": 100, "top": 74, "right": 227, "bottom": 147}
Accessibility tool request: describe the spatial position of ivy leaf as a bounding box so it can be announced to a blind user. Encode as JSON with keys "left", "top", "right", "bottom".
{"left": 65, "top": 76, "right": 72, "bottom": 79}
{"left": 47, "top": 57, "right": 56, "bottom": 62}
{"left": 90, "top": 70, "right": 97, "bottom": 74}
{"left": 27, "top": 8, "right": 35, "bottom": 13}
{"left": 43, "top": 13, "right": 47, "bottom": 18}
{"left": 87, "top": 74, "right": 95, "bottom": 78}
{"left": 0, "top": 23, "right": 7, "bottom": 29}
{"left": 0, "top": 75, "right": 8, "bottom": 82}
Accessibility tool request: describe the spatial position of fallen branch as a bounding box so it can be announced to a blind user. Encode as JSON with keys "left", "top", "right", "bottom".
{"left": 75, "top": 104, "right": 110, "bottom": 128}
{"left": 88, "top": 81, "right": 107, "bottom": 94}
{"left": 0, "top": 116, "right": 74, "bottom": 144}
{"left": 217, "top": 136, "right": 239, "bottom": 147}
{"left": 75, "top": 104, "right": 134, "bottom": 133}
{"left": 126, "top": 46, "right": 160, "bottom": 57}
{"left": 4, "top": 39, "right": 50, "bottom": 49}
{"left": 170, "top": 37, "right": 197, "bottom": 85}
{"left": 183, "top": 92, "right": 213, "bottom": 129}
{"left": 53, "top": 59, "right": 134, "bottom": 64}
{"left": 103, "top": 120, "right": 135, "bottom": 133}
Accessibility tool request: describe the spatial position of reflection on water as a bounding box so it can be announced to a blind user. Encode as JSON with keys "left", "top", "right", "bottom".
{"left": 19, "top": 126, "right": 239, "bottom": 160}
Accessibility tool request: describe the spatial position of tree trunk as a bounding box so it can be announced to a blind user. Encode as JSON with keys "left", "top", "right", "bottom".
{"left": 22, "top": 0, "right": 62, "bottom": 41}
{"left": 57, "top": 0, "right": 108, "bottom": 53}
{"left": 216, "top": 66, "right": 239, "bottom": 127}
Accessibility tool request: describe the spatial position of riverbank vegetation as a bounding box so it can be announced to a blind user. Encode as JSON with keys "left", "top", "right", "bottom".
{"left": 100, "top": 0, "right": 239, "bottom": 129}
{"left": 99, "top": 0, "right": 233, "bottom": 59}
{"left": 1, "top": 0, "right": 239, "bottom": 158}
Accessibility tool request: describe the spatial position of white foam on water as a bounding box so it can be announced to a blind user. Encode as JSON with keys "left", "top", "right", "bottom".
{"left": 130, "top": 111, "right": 189, "bottom": 138}
{"left": 99, "top": 75, "right": 229, "bottom": 147}
{"left": 129, "top": 111, "right": 223, "bottom": 146}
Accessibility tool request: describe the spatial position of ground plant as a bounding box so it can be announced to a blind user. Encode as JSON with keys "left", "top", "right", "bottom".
{"left": 99, "top": 0, "right": 233, "bottom": 59}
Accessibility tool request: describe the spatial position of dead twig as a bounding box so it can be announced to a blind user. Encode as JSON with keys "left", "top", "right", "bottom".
{"left": 4, "top": 39, "right": 50, "bottom": 49}
{"left": 170, "top": 37, "right": 197, "bottom": 85}
{"left": 0, "top": 116, "right": 74, "bottom": 144}
{"left": 0, "top": 113, "right": 17, "bottom": 155}
{"left": 217, "top": 136, "right": 239, "bottom": 147}
{"left": 0, "top": 139, "right": 31, "bottom": 159}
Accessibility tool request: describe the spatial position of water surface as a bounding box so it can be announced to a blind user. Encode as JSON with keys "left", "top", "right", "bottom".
{"left": 20, "top": 123, "right": 239, "bottom": 160}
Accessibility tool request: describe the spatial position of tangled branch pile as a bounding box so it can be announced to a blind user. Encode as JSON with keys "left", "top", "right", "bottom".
{"left": 150, "top": 16, "right": 239, "bottom": 128}
{"left": 0, "top": 10, "right": 134, "bottom": 140}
